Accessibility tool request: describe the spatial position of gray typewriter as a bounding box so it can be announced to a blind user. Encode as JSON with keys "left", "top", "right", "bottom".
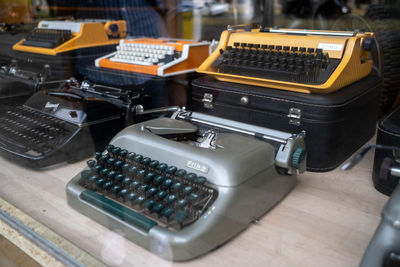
{"left": 66, "top": 107, "right": 307, "bottom": 261}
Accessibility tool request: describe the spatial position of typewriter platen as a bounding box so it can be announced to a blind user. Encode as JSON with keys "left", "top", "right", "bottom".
{"left": 66, "top": 108, "right": 306, "bottom": 260}
{"left": 0, "top": 79, "right": 142, "bottom": 168}
{"left": 197, "top": 25, "right": 374, "bottom": 93}
{"left": 12, "top": 20, "right": 126, "bottom": 55}
{"left": 95, "top": 38, "right": 210, "bottom": 77}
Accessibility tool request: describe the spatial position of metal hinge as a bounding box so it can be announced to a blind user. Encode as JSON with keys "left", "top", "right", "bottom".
{"left": 202, "top": 93, "right": 214, "bottom": 109}
{"left": 288, "top": 108, "right": 301, "bottom": 126}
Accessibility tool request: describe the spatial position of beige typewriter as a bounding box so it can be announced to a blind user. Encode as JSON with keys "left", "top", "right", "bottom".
{"left": 197, "top": 25, "right": 374, "bottom": 93}
{"left": 66, "top": 107, "right": 306, "bottom": 260}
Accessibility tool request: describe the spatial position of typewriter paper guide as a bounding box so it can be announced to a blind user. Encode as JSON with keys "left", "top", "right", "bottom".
{"left": 110, "top": 118, "right": 276, "bottom": 187}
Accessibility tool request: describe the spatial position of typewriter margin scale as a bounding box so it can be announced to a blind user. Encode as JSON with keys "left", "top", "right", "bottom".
{"left": 66, "top": 107, "right": 307, "bottom": 261}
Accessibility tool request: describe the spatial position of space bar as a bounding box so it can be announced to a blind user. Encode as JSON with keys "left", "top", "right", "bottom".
{"left": 81, "top": 190, "right": 157, "bottom": 232}
{"left": 109, "top": 57, "right": 152, "bottom": 66}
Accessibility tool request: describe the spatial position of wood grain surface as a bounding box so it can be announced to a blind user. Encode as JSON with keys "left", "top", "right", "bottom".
{"left": 0, "top": 141, "right": 389, "bottom": 267}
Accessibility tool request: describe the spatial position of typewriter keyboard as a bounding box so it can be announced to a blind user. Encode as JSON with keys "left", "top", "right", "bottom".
{"left": 22, "top": 28, "right": 72, "bottom": 48}
{"left": 110, "top": 43, "right": 177, "bottom": 66}
{"left": 212, "top": 43, "right": 340, "bottom": 84}
{"left": 79, "top": 144, "right": 218, "bottom": 230}
{"left": 0, "top": 106, "right": 78, "bottom": 156}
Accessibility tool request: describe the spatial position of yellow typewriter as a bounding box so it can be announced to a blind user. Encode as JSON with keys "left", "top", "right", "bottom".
{"left": 95, "top": 38, "right": 210, "bottom": 77}
{"left": 12, "top": 20, "right": 126, "bottom": 56}
{"left": 197, "top": 25, "right": 374, "bottom": 93}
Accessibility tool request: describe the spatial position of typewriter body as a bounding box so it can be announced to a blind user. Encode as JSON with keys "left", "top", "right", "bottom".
{"left": 12, "top": 20, "right": 126, "bottom": 55}
{"left": 197, "top": 25, "right": 374, "bottom": 93}
{"left": 0, "top": 79, "right": 143, "bottom": 168}
{"left": 95, "top": 38, "right": 210, "bottom": 77}
{"left": 66, "top": 108, "right": 306, "bottom": 260}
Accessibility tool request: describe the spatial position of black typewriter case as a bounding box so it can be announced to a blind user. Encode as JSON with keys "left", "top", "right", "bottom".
{"left": 0, "top": 88, "right": 127, "bottom": 168}
{"left": 190, "top": 75, "right": 382, "bottom": 172}
{"left": 0, "top": 75, "right": 37, "bottom": 106}
{"left": 373, "top": 105, "right": 400, "bottom": 195}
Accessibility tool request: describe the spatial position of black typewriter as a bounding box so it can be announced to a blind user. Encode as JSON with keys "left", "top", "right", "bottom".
{"left": 0, "top": 79, "right": 145, "bottom": 168}
{"left": 22, "top": 28, "right": 72, "bottom": 48}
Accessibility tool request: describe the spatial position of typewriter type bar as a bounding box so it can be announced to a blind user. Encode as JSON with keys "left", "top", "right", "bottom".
{"left": 197, "top": 26, "right": 374, "bottom": 93}
{"left": 95, "top": 38, "right": 210, "bottom": 77}
{"left": 12, "top": 20, "right": 126, "bottom": 56}
{"left": 67, "top": 108, "right": 306, "bottom": 260}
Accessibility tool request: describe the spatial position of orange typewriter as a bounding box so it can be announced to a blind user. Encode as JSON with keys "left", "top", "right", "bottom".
{"left": 197, "top": 25, "right": 375, "bottom": 93}
{"left": 95, "top": 38, "right": 210, "bottom": 77}
{"left": 12, "top": 20, "right": 126, "bottom": 56}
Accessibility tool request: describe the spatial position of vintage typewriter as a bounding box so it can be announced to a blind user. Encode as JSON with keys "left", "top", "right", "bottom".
{"left": 95, "top": 38, "right": 210, "bottom": 77}
{"left": 197, "top": 25, "right": 374, "bottom": 93}
{"left": 66, "top": 107, "right": 307, "bottom": 260}
{"left": 10, "top": 20, "right": 126, "bottom": 79}
{"left": 0, "top": 79, "right": 145, "bottom": 168}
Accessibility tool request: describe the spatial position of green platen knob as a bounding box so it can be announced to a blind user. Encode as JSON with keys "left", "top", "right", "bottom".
{"left": 292, "top": 148, "right": 306, "bottom": 169}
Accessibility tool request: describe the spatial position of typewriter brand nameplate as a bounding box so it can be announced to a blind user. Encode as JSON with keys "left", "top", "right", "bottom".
{"left": 318, "top": 43, "right": 343, "bottom": 51}
{"left": 186, "top": 160, "right": 209, "bottom": 173}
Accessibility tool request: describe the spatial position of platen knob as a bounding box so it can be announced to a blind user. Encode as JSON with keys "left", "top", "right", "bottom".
{"left": 292, "top": 147, "right": 306, "bottom": 169}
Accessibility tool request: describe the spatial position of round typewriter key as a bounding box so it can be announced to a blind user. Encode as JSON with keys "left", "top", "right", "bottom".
{"left": 177, "top": 199, "right": 187, "bottom": 208}
{"left": 176, "top": 169, "right": 186, "bottom": 177}
{"left": 133, "top": 154, "right": 143, "bottom": 162}
{"left": 166, "top": 166, "right": 177, "bottom": 174}
{"left": 144, "top": 172, "right": 155, "bottom": 182}
{"left": 107, "top": 170, "right": 117, "bottom": 179}
{"left": 127, "top": 152, "right": 136, "bottom": 160}
{"left": 100, "top": 168, "right": 110, "bottom": 177}
{"left": 96, "top": 178, "right": 106, "bottom": 187}
{"left": 167, "top": 195, "right": 177, "bottom": 204}
{"left": 162, "top": 208, "right": 174, "bottom": 219}
{"left": 122, "top": 177, "right": 132, "bottom": 186}
{"left": 183, "top": 186, "right": 193, "bottom": 195}
{"left": 145, "top": 199, "right": 156, "bottom": 210}
{"left": 105, "top": 144, "right": 114, "bottom": 152}
{"left": 186, "top": 173, "right": 197, "bottom": 181}
{"left": 163, "top": 179, "right": 173, "bottom": 188}
{"left": 114, "top": 174, "right": 124, "bottom": 182}
{"left": 148, "top": 187, "right": 158, "bottom": 196}
{"left": 112, "top": 147, "right": 121, "bottom": 155}
{"left": 119, "top": 149, "right": 128, "bottom": 158}
{"left": 121, "top": 163, "right": 130, "bottom": 173}
{"left": 153, "top": 203, "right": 164, "bottom": 214}
{"left": 114, "top": 160, "right": 123, "bottom": 169}
{"left": 157, "top": 163, "right": 168, "bottom": 172}
{"left": 106, "top": 158, "right": 116, "bottom": 166}
{"left": 100, "top": 154, "right": 109, "bottom": 163}
{"left": 141, "top": 157, "right": 151, "bottom": 166}
{"left": 103, "top": 181, "right": 113, "bottom": 191}
{"left": 130, "top": 181, "right": 140, "bottom": 190}
{"left": 189, "top": 193, "right": 199, "bottom": 202}
{"left": 119, "top": 188, "right": 129, "bottom": 198}
{"left": 149, "top": 160, "right": 159, "bottom": 168}
{"left": 135, "top": 196, "right": 145, "bottom": 204}
{"left": 174, "top": 210, "right": 188, "bottom": 223}
{"left": 195, "top": 176, "right": 207, "bottom": 185}
{"left": 94, "top": 152, "right": 102, "bottom": 160}
{"left": 81, "top": 170, "right": 92, "bottom": 179}
{"left": 127, "top": 192, "right": 137, "bottom": 201}
{"left": 89, "top": 175, "right": 99, "bottom": 183}
{"left": 137, "top": 169, "right": 147, "bottom": 178}
{"left": 86, "top": 159, "right": 96, "bottom": 168}
{"left": 139, "top": 184, "right": 150, "bottom": 192}
{"left": 154, "top": 175, "right": 165, "bottom": 185}
{"left": 128, "top": 166, "right": 138, "bottom": 175}
{"left": 157, "top": 191, "right": 167, "bottom": 200}
{"left": 172, "top": 182, "right": 182, "bottom": 191}
{"left": 111, "top": 185, "right": 121, "bottom": 194}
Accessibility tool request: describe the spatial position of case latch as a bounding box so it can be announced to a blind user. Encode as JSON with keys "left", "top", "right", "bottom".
{"left": 288, "top": 108, "right": 301, "bottom": 126}
{"left": 202, "top": 93, "right": 214, "bottom": 109}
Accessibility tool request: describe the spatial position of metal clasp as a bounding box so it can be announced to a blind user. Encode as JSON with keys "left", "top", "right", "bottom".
{"left": 288, "top": 108, "right": 301, "bottom": 126}
{"left": 202, "top": 93, "right": 214, "bottom": 109}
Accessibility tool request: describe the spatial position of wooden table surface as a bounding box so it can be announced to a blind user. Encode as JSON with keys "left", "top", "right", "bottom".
{"left": 0, "top": 141, "right": 389, "bottom": 267}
